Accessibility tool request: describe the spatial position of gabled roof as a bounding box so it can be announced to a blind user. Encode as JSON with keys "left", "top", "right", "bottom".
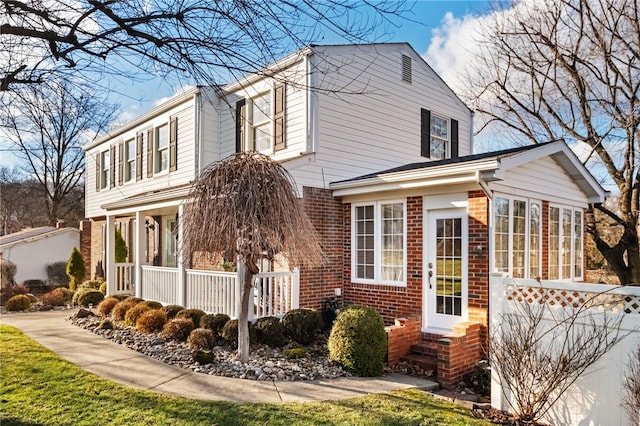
{"left": 330, "top": 141, "right": 608, "bottom": 203}
{"left": 0, "top": 226, "right": 79, "bottom": 249}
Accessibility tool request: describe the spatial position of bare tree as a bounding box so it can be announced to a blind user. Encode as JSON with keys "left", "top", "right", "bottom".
{"left": 490, "top": 288, "right": 627, "bottom": 423}
{"left": 181, "top": 152, "right": 324, "bottom": 362}
{"left": 0, "top": 80, "right": 116, "bottom": 226}
{"left": 465, "top": 0, "right": 640, "bottom": 284}
{"left": 623, "top": 343, "right": 640, "bottom": 425}
{"left": 0, "top": 0, "right": 410, "bottom": 92}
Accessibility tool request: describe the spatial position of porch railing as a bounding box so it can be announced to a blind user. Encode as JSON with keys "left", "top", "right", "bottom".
{"left": 185, "top": 269, "right": 239, "bottom": 316}
{"left": 114, "top": 263, "right": 134, "bottom": 294}
{"left": 253, "top": 269, "right": 300, "bottom": 319}
{"left": 140, "top": 266, "right": 180, "bottom": 306}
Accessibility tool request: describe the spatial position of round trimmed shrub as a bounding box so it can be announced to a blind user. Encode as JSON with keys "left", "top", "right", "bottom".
{"left": 136, "top": 309, "right": 167, "bottom": 334}
{"left": 76, "top": 289, "right": 104, "bottom": 308}
{"left": 5, "top": 294, "right": 31, "bottom": 311}
{"left": 41, "top": 287, "right": 73, "bottom": 306}
{"left": 161, "top": 318, "right": 194, "bottom": 341}
{"left": 98, "top": 319, "right": 114, "bottom": 330}
{"left": 1, "top": 284, "right": 29, "bottom": 305}
{"left": 284, "top": 347, "right": 308, "bottom": 359}
{"left": 141, "top": 300, "right": 163, "bottom": 310}
{"left": 221, "top": 319, "right": 256, "bottom": 348}
{"left": 175, "top": 308, "right": 206, "bottom": 328}
{"left": 187, "top": 328, "right": 216, "bottom": 351}
{"left": 255, "top": 316, "right": 287, "bottom": 347}
{"left": 98, "top": 281, "right": 107, "bottom": 294}
{"left": 111, "top": 300, "right": 138, "bottom": 322}
{"left": 78, "top": 279, "right": 103, "bottom": 291}
{"left": 161, "top": 304, "right": 184, "bottom": 320}
{"left": 111, "top": 294, "right": 129, "bottom": 301}
{"left": 328, "top": 305, "right": 387, "bottom": 377}
{"left": 97, "top": 297, "right": 120, "bottom": 317}
{"left": 124, "top": 303, "right": 151, "bottom": 326}
{"left": 122, "top": 296, "right": 144, "bottom": 305}
{"left": 282, "top": 308, "right": 323, "bottom": 345}
{"left": 200, "top": 313, "right": 231, "bottom": 336}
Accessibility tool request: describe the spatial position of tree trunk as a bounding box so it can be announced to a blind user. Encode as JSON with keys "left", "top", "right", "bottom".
{"left": 591, "top": 221, "right": 640, "bottom": 285}
{"left": 237, "top": 258, "right": 259, "bottom": 362}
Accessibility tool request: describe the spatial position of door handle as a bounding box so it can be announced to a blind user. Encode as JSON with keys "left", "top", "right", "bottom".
{"left": 428, "top": 270, "right": 433, "bottom": 289}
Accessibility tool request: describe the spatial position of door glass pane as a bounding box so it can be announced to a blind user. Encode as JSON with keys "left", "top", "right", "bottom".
{"left": 435, "top": 218, "right": 462, "bottom": 316}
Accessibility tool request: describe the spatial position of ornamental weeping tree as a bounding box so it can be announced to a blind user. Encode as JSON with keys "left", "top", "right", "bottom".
{"left": 180, "top": 152, "right": 324, "bottom": 362}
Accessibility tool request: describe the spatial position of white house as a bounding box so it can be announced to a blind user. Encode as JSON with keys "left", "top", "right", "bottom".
{"left": 83, "top": 43, "right": 608, "bottom": 389}
{"left": 0, "top": 224, "right": 79, "bottom": 285}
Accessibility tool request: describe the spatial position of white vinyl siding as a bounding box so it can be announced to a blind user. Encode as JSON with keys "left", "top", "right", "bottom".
{"left": 352, "top": 200, "right": 406, "bottom": 285}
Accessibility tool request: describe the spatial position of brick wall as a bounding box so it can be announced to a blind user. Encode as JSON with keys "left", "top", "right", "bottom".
{"left": 298, "top": 187, "right": 344, "bottom": 311}
{"left": 343, "top": 196, "right": 423, "bottom": 324}
{"left": 79, "top": 220, "right": 92, "bottom": 279}
{"left": 386, "top": 315, "right": 422, "bottom": 365}
{"left": 436, "top": 322, "right": 483, "bottom": 388}
{"left": 467, "top": 191, "right": 489, "bottom": 327}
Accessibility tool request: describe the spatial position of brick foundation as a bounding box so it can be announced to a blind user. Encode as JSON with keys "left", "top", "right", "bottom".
{"left": 385, "top": 315, "right": 422, "bottom": 365}
{"left": 435, "top": 322, "right": 484, "bottom": 388}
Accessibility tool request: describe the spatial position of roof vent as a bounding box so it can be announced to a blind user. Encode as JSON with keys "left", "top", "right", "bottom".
{"left": 402, "top": 54, "right": 412, "bottom": 84}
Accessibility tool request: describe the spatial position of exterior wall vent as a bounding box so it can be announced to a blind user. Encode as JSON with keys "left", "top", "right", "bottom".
{"left": 402, "top": 54, "right": 412, "bottom": 84}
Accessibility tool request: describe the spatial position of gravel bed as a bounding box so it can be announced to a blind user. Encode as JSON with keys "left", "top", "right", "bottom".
{"left": 68, "top": 312, "right": 350, "bottom": 382}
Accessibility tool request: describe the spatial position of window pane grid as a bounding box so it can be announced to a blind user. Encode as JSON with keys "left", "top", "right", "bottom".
{"left": 381, "top": 203, "right": 404, "bottom": 281}
{"left": 436, "top": 218, "right": 462, "bottom": 316}
{"left": 512, "top": 200, "right": 526, "bottom": 278}
{"left": 355, "top": 205, "right": 375, "bottom": 280}
{"left": 561, "top": 208, "right": 572, "bottom": 278}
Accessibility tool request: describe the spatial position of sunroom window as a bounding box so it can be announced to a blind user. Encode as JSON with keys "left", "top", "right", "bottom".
{"left": 353, "top": 201, "right": 405, "bottom": 285}
{"left": 548, "top": 206, "right": 583, "bottom": 280}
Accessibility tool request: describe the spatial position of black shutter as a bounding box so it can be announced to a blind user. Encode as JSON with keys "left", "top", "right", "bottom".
{"left": 235, "top": 99, "right": 246, "bottom": 153}
{"left": 95, "top": 153, "right": 101, "bottom": 192}
{"left": 118, "top": 141, "right": 124, "bottom": 185}
{"left": 109, "top": 145, "right": 116, "bottom": 189}
{"left": 451, "top": 119, "right": 459, "bottom": 159}
{"left": 169, "top": 116, "right": 178, "bottom": 171}
{"left": 136, "top": 132, "right": 143, "bottom": 181}
{"left": 274, "top": 84, "right": 285, "bottom": 151}
{"left": 420, "top": 108, "right": 431, "bottom": 158}
{"left": 147, "top": 128, "right": 153, "bottom": 177}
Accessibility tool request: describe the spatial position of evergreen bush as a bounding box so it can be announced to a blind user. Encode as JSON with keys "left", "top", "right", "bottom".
{"left": 136, "top": 309, "right": 167, "bottom": 334}
{"left": 115, "top": 229, "right": 128, "bottom": 263}
{"left": 161, "top": 318, "right": 194, "bottom": 341}
{"left": 187, "top": 328, "right": 216, "bottom": 350}
{"left": 76, "top": 289, "right": 104, "bottom": 308}
{"left": 282, "top": 308, "right": 323, "bottom": 345}
{"left": 124, "top": 304, "right": 151, "bottom": 326}
{"left": 200, "top": 313, "right": 230, "bottom": 336}
{"left": 175, "top": 308, "right": 206, "bottom": 328}
{"left": 328, "top": 304, "right": 387, "bottom": 377}
{"left": 97, "top": 297, "right": 120, "bottom": 317}
{"left": 161, "top": 304, "right": 185, "bottom": 319}
{"left": 111, "top": 300, "right": 138, "bottom": 321}
{"left": 65, "top": 247, "right": 85, "bottom": 292}
{"left": 221, "top": 319, "right": 256, "bottom": 348}
{"left": 254, "top": 316, "right": 287, "bottom": 347}
{"left": 5, "top": 294, "right": 32, "bottom": 311}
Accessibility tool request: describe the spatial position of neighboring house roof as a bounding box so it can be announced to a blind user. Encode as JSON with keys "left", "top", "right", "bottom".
{"left": 0, "top": 226, "right": 80, "bottom": 249}
{"left": 330, "top": 141, "right": 608, "bottom": 203}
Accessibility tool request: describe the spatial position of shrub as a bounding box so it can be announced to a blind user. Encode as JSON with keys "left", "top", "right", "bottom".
{"left": 284, "top": 347, "right": 308, "bottom": 359}
{"left": 98, "top": 319, "right": 114, "bottom": 330}
{"left": 98, "top": 281, "right": 107, "bottom": 294}
{"left": 465, "top": 360, "right": 491, "bottom": 397}
{"left": 111, "top": 300, "right": 138, "bottom": 322}
{"left": 97, "top": 297, "right": 121, "bottom": 317}
{"left": 5, "top": 294, "right": 31, "bottom": 311}
{"left": 188, "top": 328, "right": 216, "bottom": 351}
{"left": 136, "top": 309, "right": 167, "bottom": 334}
{"left": 46, "top": 262, "right": 69, "bottom": 287}
{"left": 114, "top": 229, "right": 128, "bottom": 263}
{"left": 0, "top": 284, "right": 29, "bottom": 305}
{"left": 65, "top": 247, "right": 85, "bottom": 292}
{"left": 41, "top": 287, "right": 73, "bottom": 306}
{"left": 124, "top": 304, "right": 151, "bottom": 326}
{"left": 76, "top": 289, "right": 104, "bottom": 308}
{"left": 111, "top": 294, "right": 129, "bottom": 301}
{"left": 328, "top": 305, "right": 387, "bottom": 377}
{"left": 193, "top": 350, "right": 214, "bottom": 364}
{"left": 141, "top": 300, "right": 163, "bottom": 310}
{"left": 282, "top": 308, "right": 323, "bottom": 345}
{"left": 221, "top": 319, "right": 256, "bottom": 348}
{"left": 78, "top": 279, "right": 103, "bottom": 291}
{"left": 0, "top": 257, "right": 17, "bottom": 288}
{"left": 200, "top": 313, "right": 230, "bottom": 336}
{"left": 175, "top": 308, "right": 206, "bottom": 328}
{"left": 161, "top": 304, "right": 184, "bottom": 320}
{"left": 122, "top": 296, "right": 144, "bottom": 305}
{"left": 23, "top": 279, "right": 46, "bottom": 291}
{"left": 161, "top": 318, "right": 194, "bottom": 341}
{"left": 254, "top": 316, "right": 287, "bottom": 347}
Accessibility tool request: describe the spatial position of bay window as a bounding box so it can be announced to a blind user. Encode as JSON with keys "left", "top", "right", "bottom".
{"left": 353, "top": 201, "right": 406, "bottom": 285}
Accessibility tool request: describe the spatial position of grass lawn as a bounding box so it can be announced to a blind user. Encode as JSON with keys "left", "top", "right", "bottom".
{"left": 0, "top": 325, "right": 492, "bottom": 426}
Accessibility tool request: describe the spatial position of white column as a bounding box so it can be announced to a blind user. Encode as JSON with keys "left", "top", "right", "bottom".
{"left": 490, "top": 272, "right": 506, "bottom": 411}
{"left": 134, "top": 211, "right": 145, "bottom": 298}
{"left": 105, "top": 215, "right": 115, "bottom": 296}
{"left": 292, "top": 267, "right": 300, "bottom": 309}
{"left": 177, "top": 204, "right": 186, "bottom": 307}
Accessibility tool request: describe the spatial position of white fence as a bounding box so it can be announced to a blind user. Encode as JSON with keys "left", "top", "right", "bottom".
{"left": 133, "top": 265, "right": 299, "bottom": 319}
{"left": 114, "top": 263, "right": 134, "bottom": 294}
{"left": 490, "top": 273, "right": 640, "bottom": 426}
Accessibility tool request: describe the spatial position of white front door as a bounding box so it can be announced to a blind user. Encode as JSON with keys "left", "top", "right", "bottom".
{"left": 425, "top": 209, "right": 468, "bottom": 332}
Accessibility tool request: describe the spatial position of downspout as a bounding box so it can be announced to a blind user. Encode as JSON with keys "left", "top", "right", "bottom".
{"left": 469, "top": 110, "right": 475, "bottom": 154}
{"left": 194, "top": 91, "right": 202, "bottom": 177}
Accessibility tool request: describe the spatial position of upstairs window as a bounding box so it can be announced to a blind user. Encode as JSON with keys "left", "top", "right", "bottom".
{"left": 251, "top": 93, "right": 272, "bottom": 153}
{"left": 100, "top": 150, "right": 109, "bottom": 190}
{"left": 155, "top": 124, "right": 168, "bottom": 173}
{"left": 125, "top": 138, "right": 135, "bottom": 182}
{"left": 353, "top": 201, "right": 406, "bottom": 285}
{"left": 421, "top": 109, "right": 458, "bottom": 160}
{"left": 236, "top": 84, "right": 286, "bottom": 154}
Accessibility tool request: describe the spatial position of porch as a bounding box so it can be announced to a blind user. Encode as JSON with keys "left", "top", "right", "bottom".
{"left": 112, "top": 262, "right": 300, "bottom": 319}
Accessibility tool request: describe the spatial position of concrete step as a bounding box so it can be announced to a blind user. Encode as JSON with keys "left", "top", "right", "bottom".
{"left": 399, "top": 353, "right": 438, "bottom": 372}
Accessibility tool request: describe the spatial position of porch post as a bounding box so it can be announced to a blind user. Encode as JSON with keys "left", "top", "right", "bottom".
{"left": 292, "top": 267, "right": 300, "bottom": 309}
{"left": 134, "top": 211, "right": 145, "bottom": 298}
{"left": 177, "top": 204, "right": 187, "bottom": 307}
{"left": 105, "top": 215, "right": 115, "bottom": 296}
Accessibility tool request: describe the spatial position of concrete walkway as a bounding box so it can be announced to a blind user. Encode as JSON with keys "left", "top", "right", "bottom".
{"left": 0, "top": 310, "right": 438, "bottom": 403}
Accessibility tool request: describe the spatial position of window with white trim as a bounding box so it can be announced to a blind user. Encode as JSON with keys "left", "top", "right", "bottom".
{"left": 124, "top": 138, "right": 135, "bottom": 182}
{"left": 100, "top": 150, "right": 109, "bottom": 190}
{"left": 155, "top": 124, "right": 168, "bottom": 173}
{"left": 251, "top": 92, "right": 272, "bottom": 153}
{"left": 549, "top": 205, "right": 583, "bottom": 280}
{"left": 493, "top": 196, "right": 542, "bottom": 279}
{"left": 353, "top": 201, "right": 406, "bottom": 285}
{"left": 430, "top": 114, "right": 449, "bottom": 159}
